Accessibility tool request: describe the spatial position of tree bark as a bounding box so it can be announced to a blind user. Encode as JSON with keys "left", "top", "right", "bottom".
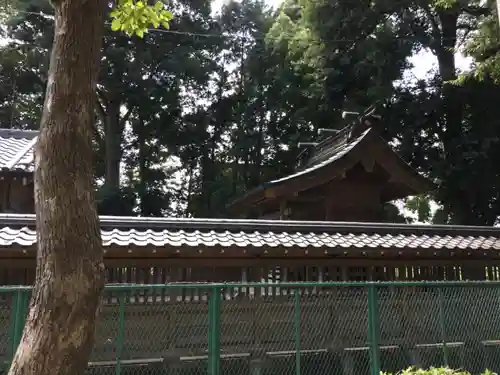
{"left": 8, "top": 0, "right": 106, "bottom": 375}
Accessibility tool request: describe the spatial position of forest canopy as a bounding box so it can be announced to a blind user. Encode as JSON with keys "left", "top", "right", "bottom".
{"left": 1, "top": 0, "right": 499, "bottom": 225}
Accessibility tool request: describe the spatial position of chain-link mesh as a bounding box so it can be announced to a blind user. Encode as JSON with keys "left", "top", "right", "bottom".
{"left": 216, "top": 284, "right": 371, "bottom": 375}
{"left": 219, "top": 285, "right": 296, "bottom": 375}
{"left": 88, "top": 286, "right": 210, "bottom": 375}
{"left": 90, "top": 290, "right": 121, "bottom": 364}
{"left": 0, "top": 293, "right": 12, "bottom": 373}
{"left": 299, "top": 285, "right": 369, "bottom": 375}
{"left": 378, "top": 285, "right": 500, "bottom": 374}
{"left": 4, "top": 283, "right": 500, "bottom": 375}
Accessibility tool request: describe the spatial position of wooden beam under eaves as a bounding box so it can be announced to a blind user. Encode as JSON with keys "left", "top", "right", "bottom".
{"left": 360, "top": 157, "right": 375, "bottom": 173}
{"left": 263, "top": 189, "right": 276, "bottom": 198}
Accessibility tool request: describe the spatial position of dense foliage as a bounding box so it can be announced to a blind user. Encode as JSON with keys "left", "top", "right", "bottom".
{"left": 1, "top": 0, "right": 500, "bottom": 224}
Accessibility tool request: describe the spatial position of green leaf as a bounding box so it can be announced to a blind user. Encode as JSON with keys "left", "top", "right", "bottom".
{"left": 111, "top": 19, "right": 122, "bottom": 31}
{"left": 109, "top": 0, "right": 173, "bottom": 37}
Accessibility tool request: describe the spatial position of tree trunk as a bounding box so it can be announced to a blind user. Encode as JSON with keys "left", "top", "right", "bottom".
{"left": 104, "top": 102, "right": 124, "bottom": 192}
{"left": 436, "top": 9, "right": 471, "bottom": 224}
{"left": 8, "top": 1, "right": 106, "bottom": 375}
{"left": 137, "top": 115, "right": 147, "bottom": 215}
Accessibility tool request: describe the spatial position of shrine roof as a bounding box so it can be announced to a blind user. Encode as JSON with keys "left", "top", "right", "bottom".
{"left": 0, "top": 128, "right": 38, "bottom": 172}
{"left": 229, "top": 116, "right": 435, "bottom": 210}
{"left": 0, "top": 214, "right": 498, "bottom": 251}
{"left": 267, "top": 125, "right": 369, "bottom": 186}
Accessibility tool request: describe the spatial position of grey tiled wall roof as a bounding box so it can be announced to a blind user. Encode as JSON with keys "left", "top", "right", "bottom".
{"left": 0, "top": 226, "right": 499, "bottom": 249}
{"left": 0, "top": 214, "right": 498, "bottom": 250}
{"left": 0, "top": 128, "right": 38, "bottom": 171}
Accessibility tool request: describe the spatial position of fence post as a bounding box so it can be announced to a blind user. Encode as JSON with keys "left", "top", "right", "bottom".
{"left": 437, "top": 287, "right": 449, "bottom": 367}
{"left": 367, "top": 283, "right": 381, "bottom": 375}
{"left": 294, "top": 288, "right": 301, "bottom": 375}
{"left": 115, "top": 292, "right": 126, "bottom": 375}
{"left": 208, "top": 286, "right": 221, "bottom": 375}
{"left": 10, "top": 289, "right": 29, "bottom": 358}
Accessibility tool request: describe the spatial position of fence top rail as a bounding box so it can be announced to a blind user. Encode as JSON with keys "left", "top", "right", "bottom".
{"left": 1, "top": 280, "right": 500, "bottom": 293}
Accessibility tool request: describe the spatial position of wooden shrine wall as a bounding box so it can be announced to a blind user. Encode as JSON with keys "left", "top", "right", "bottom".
{"left": 1, "top": 260, "right": 499, "bottom": 289}
{"left": 0, "top": 177, "right": 34, "bottom": 214}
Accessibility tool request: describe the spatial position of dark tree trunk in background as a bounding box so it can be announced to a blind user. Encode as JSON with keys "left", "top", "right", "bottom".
{"left": 8, "top": 0, "right": 106, "bottom": 375}
{"left": 103, "top": 102, "right": 126, "bottom": 192}
{"left": 137, "top": 115, "right": 147, "bottom": 215}
{"left": 435, "top": 9, "right": 470, "bottom": 224}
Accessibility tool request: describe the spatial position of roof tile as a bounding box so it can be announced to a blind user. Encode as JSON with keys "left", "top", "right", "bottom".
{"left": 1, "top": 226, "right": 500, "bottom": 250}
{"left": 0, "top": 128, "right": 38, "bottom": 171}
{"left": 0, "top": 214, "right": 499, "bottom": 251}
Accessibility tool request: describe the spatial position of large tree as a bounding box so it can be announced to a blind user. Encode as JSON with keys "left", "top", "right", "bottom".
{"left": 6, "top": 1, "right": 170, "bottom": 375}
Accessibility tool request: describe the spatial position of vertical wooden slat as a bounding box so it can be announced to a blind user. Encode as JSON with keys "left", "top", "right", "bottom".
{"left": 341, "top": 266, "right": 348, "bottom": 281}
{"left": 397, "top": 265, "right": 407, "bottom": 280}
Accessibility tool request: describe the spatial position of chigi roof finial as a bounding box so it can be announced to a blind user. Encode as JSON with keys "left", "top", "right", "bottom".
{"left": 348, "top": 102, "right": 383, "bottom": 140}
{"left": 342, "top": 111, "right": 360, "bottom": 119}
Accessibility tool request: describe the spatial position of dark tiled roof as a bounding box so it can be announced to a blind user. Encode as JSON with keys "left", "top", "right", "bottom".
{"left": 229, "top": 126, "right": 372, "bottom": 207}
{"left": 0, "top": 128, "right": 38, "bottom": 171}
{"left": 229, "top": 112, "right": 435, "bottom": 209}
{"left": 298, "top": 121, "right": 366, "bottom": 170}
{"left": 0, "top": 214, "right": 499, "bottom": 250}
{"left": 267, "top": 127, "right": 369, "bottom": 186}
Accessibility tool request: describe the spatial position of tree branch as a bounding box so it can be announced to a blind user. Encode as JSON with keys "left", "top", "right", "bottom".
{"left": 462, "top": 5, "right": 490, "bottom": 17}
{"left": 95, "top": 92, "right": 106, "bottom": 122}
{"left": 96, "top": 86, "right": 108, "bottom": 106}
{"left": 421, "top": 4, "right": 442, "bottom": 47}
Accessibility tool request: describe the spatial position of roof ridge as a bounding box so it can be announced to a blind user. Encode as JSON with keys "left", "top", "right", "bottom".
{"left": 313, "top": 123, "right": 353, "bottom": 151}
{"left": 0, "top": 213, "right": 498, "bottom": 237}
{"left": 0, "top": 128, "right": 39, "bottom": 135}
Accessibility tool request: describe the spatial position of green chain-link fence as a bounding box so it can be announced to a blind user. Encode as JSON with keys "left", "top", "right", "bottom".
{"left": 2, "top": 282, "right": 500, "bottom": 375}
